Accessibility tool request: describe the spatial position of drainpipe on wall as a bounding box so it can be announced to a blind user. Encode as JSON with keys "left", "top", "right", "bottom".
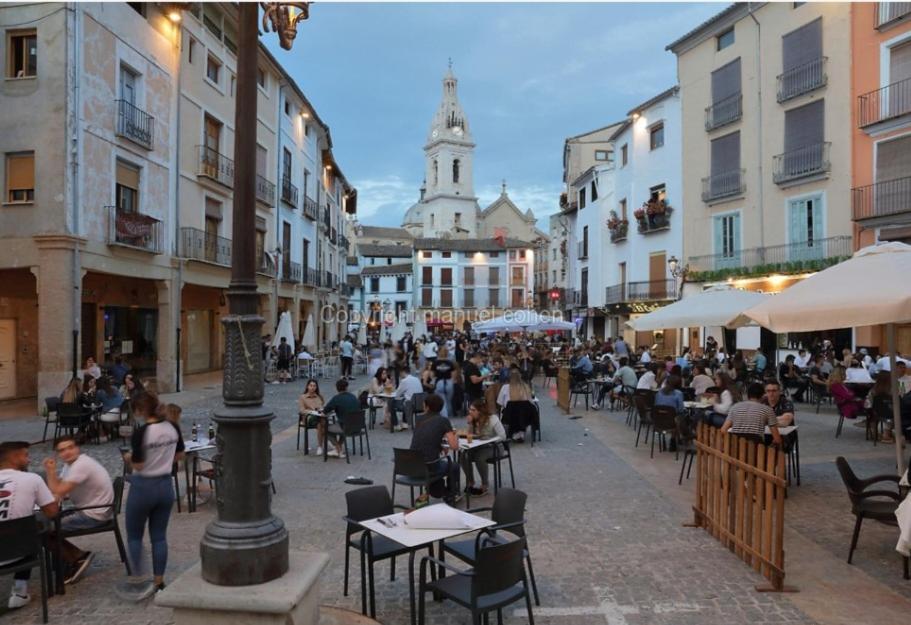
{"left": 273, "top": 83, "right": 285, "bottom": 336}
{"left": 173, "top": 21, "right": 183, "bottom": 392}
{"left": 748, "top": 3, "right": 765, "bottom": 254}
{"left": 67, "top": 3, "right": 82, "bottom": 377}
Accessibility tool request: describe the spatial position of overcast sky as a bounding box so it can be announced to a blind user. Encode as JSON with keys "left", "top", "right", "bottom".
{"left": 264, "top": 2, "right": 721, "bottom": 229}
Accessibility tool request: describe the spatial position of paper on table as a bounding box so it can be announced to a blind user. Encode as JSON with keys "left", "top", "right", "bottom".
{"left": 404, "top": 503, "right": 475, "bottom": 530}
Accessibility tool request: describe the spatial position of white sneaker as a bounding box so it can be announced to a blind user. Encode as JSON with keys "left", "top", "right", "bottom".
{"left": 327, "top": 448, "right": 339, "bottom": 458}
{"left": 338, "top": 451, "right": 347, "bottom": 459}
{"left": 591, "top": 403, "right": 601, "bottom": 410}
{"left": 315, "top": 446, "right": 324, "bottom": 456}
{"left": 399, "top": 422, "right": 409, "bottom": 430}
{"left": 8, "top": 590, "right": 30, "bottom": 609}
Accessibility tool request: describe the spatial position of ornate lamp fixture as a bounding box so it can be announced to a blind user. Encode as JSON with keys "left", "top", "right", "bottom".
{"left": 261, "top": 2, "right": 311, "bottom": 50}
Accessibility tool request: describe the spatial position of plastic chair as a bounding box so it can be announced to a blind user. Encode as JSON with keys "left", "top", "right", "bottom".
{"left": 649, "top": 405, "right": 678, "bottom": 459}
{"left": 0, "top": 516, "right": 49, "bottom": 622}
{"left": 633, "top": 393, "right": 654, "bottom": 448}
{"left": 391, "top": 448, "right": 436, "bottom": 507}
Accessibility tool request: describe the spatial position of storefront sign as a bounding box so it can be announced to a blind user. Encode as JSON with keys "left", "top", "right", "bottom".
{"left": 605, "top": 300, "right": 670, "bottom": 315}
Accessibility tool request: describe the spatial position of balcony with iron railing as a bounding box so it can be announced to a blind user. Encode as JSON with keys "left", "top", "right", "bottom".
{"left": 180, "top": 227, "right": 231, "bottom": 266}
{"left": 875, "top": 2, "right": 911, "bottom": 29}
{"left": 604, "top": 279, "right": 677, "bottom": 305}
{"left": 197, "top": 146, "right": 234, "bottom": 188}
{"left": 106, "top": 206, "right": 162, "bottom": 253}
{"left": 857, "top": 77, "right": 911, "bottom": 128}
{"left": 852, "top": 176, "right": 911, "bottom": 222}
{"left": 339, "top": 234, "right": 349, "bottom": 251}
{"left": 330, "top": 226, "right": 338, "bottom": 245}
{"left": 777, "top": 57, "right": 827, "bottom": 103}
{"left": 256, "top": 175, "right": 275, "bottom": 205}
{"left": 281, "top": 176, "right": 298, "bottom": 207}
{"left": 257, "top": 252, "right": 276, "bottom": 277}
{"left": 705, "top": 93, "right": 742, "bottom": 131}
{"left": 322, "top": 207, "right": 331, "bottom": 233}
{"left": 115, "top": 100, "right": 154, "bottom": 149}
{"left": 303, "top": 196, "right": 318, "bottom": 220}
{"left": 302, "top": 267, "right": 319, "bottom": 286}
{"left": 687, "top": 235, "right": 852, "bottom": 275}
{"left": 702, "top": 169, "right": 745, "bottom": 202}
{"left": 772, "top": 142, "right": 831, "bottom": 185}
{"left": 324, "top": 271, "right": 336, "bottom": 290}
{"left": 282, "top": 261, "right": 301, "bottom": 283}
{"left": 577, "top": 241, "right": 588, "bottom": 260}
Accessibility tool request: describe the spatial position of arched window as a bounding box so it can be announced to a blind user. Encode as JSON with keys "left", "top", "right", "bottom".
{"left": 452, "top": 159, "right": 460, "bottom": 184}
{"left": 432, "top": 159, "right": 438, "bottom": 186}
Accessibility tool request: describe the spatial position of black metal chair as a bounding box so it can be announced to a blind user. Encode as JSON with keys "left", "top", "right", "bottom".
{"left": 501, "top": 400, "right": 539, "bottom": 446}
{"left": 633, "top": 393, "right": 654, "bottom": 448}
{"left": 812, "top": 382, "right": 831, "bottom": 414}
{"left": 343, "top": 486, "right": 434, "bottom": 618}
{"left": 868, "top": 395, "right": 891, "bottom": 445}
{"left": 43, "top": 397, "right": 60, "bottom": 442}
{"left": 569, "top": 379, "right": 592, "bottom": 410}
{"left": 835, "top": 456, "right": 909, "bottom": 579}
{"left": 0, "top": 516, "right": 49, "bottom": 623}
{"left": 56, "top": 403, "right": 96, "bottom": 443}
{"left": 630, "top": 388, "right": 654, "bottom": 430}
{"left": 675, "top": 414, "right": 697, "bottom": 485}
{"left": 485, "top": 440, "right": 516, "bottom": 493}
{"left": 649, "top": 405, "right": 678, "bottom": 459}
{"left": 392, "top": 448, "right": 436, "bottom": 507}
{"left": 439, "top": 487, "right": 539, "bottom": 606}
{"left": 55, "top": 476, "right": 130, "bottom": 586}
{"left": 420, "top": 536, "right": 535, "bottom": 625}
{"left": 327, "top": 409, "right": 370, "bottom": 463}
{"left": 409, "top": 393, "right": 427, "bottom": 428}
{"left": 541, "top": 362, "right": 558, "bottom": 388}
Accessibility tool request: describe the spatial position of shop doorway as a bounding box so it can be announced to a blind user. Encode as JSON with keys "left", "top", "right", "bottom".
{"left": 103, "top": 306, "right": 158, "bottom": 378}
{"left": 186, "top": 310, "right": 212, "bottom": 373}
{"left": 0, "top": 319, "right": 16, "bottom": 399}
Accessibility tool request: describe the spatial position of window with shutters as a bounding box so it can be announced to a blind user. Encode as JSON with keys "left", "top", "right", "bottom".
{"left": 579, "top": 187, "right": 586, "bottom": 209}
{"left": 511, "top": 288, "right": 525, "bottom": 308}
{"left": 872, "top": 135, "right": 911, "bottom": 219}
{"left": 489, "top": 288, "right": 500, "bottom": 308}
{"left": 422, "top": 266, "right": 432, "bottom": 285}
{"left": 464, "top": 289, "right": 474, "bottom": 308}
{"left": 440, "top": 289, "right": 453, "bottom": 307}
{"left": 422, "top": 251, "right": 432, "bottom": 259}
{"left": 441, "top": 251, "right": 451, "bottom": 258}
{"left": 5, "top": 152, "right": 34, "bottom": 203}
{"left": 788, "top": 194, "right": 824, "bottom": 259}
{"left": 888, "top": 40, "right": 911, "bottom": 119}
{"left": 705, "top": 131, "right": 743, "bottom": 201}
{"left": 649, "top": 123, "right": 665, "bottom": 150}
{"left": 441, "top": 268, "right": 452, "bottom": 286}
{"left": 778, "top": 18, "right": 824, "bottom": 102}
{"left": 370, "top": 277, "right": 379, "bottom": 293}
{"left": 422, "top": 288, "right": 432, "bottom": 307}
{"left": 206, "top": 54, "right": 221, "bottom": 85}
{"left": 621, "top": 144, "right": 628, "bottom": 166}
{"left": 115, "top": 160, "right": 140, "bottom": 213}
{"left": 7, "top": 30, "right": 37, "bottom": 78}
{"left": 775, "top": 99, "right": 828, "bottom": 184}
{"left": 707, "top": 58, "right": 742, "bottom": 130}
{"left": 464, "top": 266, "right": 474, "bottom": 285}
{"left": 489, "top": 267, "right": 500, "bottom": 286}
{"left": 591, "top": 180, "right": 598, "bottom": 201}
{"left": 713, "top": 213, "right": 741, "bottom": 269}
{"left": 396, "top": 276, "right": 406, "bottom": 292}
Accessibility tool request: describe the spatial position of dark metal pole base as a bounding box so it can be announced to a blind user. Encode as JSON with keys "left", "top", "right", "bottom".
{"left": 200, "top": 518, "right": 289, "bottom": 586}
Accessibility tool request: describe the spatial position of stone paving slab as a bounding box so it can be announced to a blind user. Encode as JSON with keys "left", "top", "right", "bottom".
{"left": 0, "top": 377, "right": 907, "bottom": 624}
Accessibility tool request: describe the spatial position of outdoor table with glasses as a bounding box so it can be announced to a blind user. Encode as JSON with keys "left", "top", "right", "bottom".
{"left": 357, "top": 504, "right": 496, "bottom": 625}
{"left": 183, "top": 438, "right": 216, "bottom": 513}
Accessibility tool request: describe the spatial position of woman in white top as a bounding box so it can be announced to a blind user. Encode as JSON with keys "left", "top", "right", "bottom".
{"left": 120, "top": 393, "right": 184, "bottom": 600}
{"left": 460, "top": 399, "right": 507, "bottom": 495}
{"left": 707, "top": 371, "right": 741, "bottom": 427}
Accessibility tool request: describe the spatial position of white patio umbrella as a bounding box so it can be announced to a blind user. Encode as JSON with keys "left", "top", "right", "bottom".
{"left": 744, "top": 242, "right": 911, "bottom": 474}
{"left": 473, "top": 310, "right": 575, "bottom": 333}
{"left": 301, "top": 313, "right": 316, "bottom": 349}
{"left": 625, "top": 286, "right": 770, "bottom": 331}
{"left": 271, "top": 311, "right": 296, "bottom": 349}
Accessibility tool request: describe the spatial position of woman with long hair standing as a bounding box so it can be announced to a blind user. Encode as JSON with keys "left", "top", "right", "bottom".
{"left": 119, "top": 393, "right": 184, "bottom": 600}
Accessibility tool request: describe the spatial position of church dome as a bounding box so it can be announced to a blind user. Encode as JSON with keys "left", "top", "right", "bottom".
{"left": 402, "top": 201, "right": 424, "bottom": 226}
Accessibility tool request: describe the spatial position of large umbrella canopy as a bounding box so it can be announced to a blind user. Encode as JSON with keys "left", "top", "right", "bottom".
{"left": 271, "top": 311, "right": 296, "bottom": 348}
{"left": 625, "top": 286, "right": 770, "bottom": 331}
{"left": 473, "top": 310, "right": 575, "bottom": 333}
{"left": 301, "top": 314, "right": 316, "bottom": 350}
{"left": 743, "top": 242, "right": 911, "bottom": 474}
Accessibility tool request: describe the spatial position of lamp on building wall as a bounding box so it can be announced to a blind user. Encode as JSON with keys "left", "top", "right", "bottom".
{"left": 668, "top": 255, "right": 689, "bottom": 299}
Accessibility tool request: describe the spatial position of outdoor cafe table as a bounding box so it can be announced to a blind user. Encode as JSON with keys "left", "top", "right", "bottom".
{"left": 368, "top": 392, "right": 397, "bottom": 429}
{"left": 357, "top": 504, "right": 496, "bottom": 625}
{"left": 455, "top": 435, "right": 502, "bottom": 508}
{"left": 183, "top": 438, "right": 216, "bottom": 512}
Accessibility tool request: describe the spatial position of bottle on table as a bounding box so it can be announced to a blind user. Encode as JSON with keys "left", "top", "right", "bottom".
{"left": 191, "top": 422, "right": 198, "bottom": 442}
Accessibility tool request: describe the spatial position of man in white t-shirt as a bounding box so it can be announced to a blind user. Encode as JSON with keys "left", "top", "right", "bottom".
{"left": 636, "top": 363, "right": 658, "bottom": 390}
{"left": 422, "top": 339, "right": 439, "bottom": 365}
{"left": 43, "top": 435, "right": 114, "bottom": 584}
{"left": 0, "top": 441, "right": 59, "bottom": 610}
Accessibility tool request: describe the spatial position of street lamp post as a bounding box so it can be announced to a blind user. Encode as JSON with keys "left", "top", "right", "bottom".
{"left": 199, "top": 1, "right": 308, "bottom": 587}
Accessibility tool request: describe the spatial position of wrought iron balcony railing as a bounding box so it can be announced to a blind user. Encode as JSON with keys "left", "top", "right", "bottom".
{"left": 115, "top": 100, "right": 154, "bottom": 149}
{"left": 330, "top": 227, "right": 338, "bottom": 245}
{"left": 605, "top": 279, "right": 677, "bottom": 305}
{"left": 852, "top": 176, "right": 911, "bottom": 222}
{"left": 180, "top": 226, "right": 231, "bottom": 266}
{"left": 777, "top": 57, "right": 827, "bottom": 103}
{"left": 197, "top": 146, "right": 234, "bottom": 187}
{"left": 705, "top": 93, "right": 742, "bottom": 131}
{"left": 875, "top": 2, "right": 911, "bottom": 29}
{"left": 281, "top": 176, "right": 298, "bottom": 207}
{"left": 282, "top": 261, "right": 301, "bottom": 283}
{"left": 702, "top": 169, "right": 746, "bottom": 202}
{"left": 772, "top": 142, "right": 831, "bottom": 185}
{"left": 302, "top": 267, "right": 319, "bottom": 286}
{"left": 303, "top": 196, "right": 318, "bottom": 220}
{"left": 255, "top": 175, "right": 275, "bottom": 205}
{"left": 687, "top": 235, "right": 852, "bottom": 273}
{"left": 857, "top": 77, "right": 911, "bottom": 128}
{"left": 107, "top": 206, "right": 162, "bottom": 253}
{"left": 257, "top": 251, "right": 276, "bottom": 277}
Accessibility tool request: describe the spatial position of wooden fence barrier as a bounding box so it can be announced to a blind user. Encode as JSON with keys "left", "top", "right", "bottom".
{"left": 691, "top": 422, "right": 793, "bottom": 592}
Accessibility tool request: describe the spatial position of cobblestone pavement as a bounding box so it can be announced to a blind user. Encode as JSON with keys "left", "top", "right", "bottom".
{"left": 1, "top": 376, "right": 909, "bottom": 624}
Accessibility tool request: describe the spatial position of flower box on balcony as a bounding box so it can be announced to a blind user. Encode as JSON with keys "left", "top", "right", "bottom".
{"left": 636, "top": 201, "right": 673, "bottom": 234}
{"left": 607, "top": 210, "right": 629, "bottom": 243}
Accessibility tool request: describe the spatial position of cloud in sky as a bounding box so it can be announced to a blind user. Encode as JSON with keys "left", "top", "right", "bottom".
{"left": 265, "top": 2, "right": 721, "bottom": 230}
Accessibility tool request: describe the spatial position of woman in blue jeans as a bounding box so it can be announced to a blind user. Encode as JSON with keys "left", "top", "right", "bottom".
{"left": 120, "top": 393, "right": 184, "bottom": 601}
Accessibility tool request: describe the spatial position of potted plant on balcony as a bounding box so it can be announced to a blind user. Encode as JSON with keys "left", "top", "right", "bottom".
{"left": 633, "top": 206, "right": 648, "bottom": 233}
{"left": 607, "top": 211, "right": 628, "bottom": 242}
{"left": 643, "top": 199, "right": 673, "bottom": 231}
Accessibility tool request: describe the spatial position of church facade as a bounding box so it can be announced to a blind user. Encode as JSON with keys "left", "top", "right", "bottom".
{"left": 350, "top": 66, "right": 548, "bottom": 337}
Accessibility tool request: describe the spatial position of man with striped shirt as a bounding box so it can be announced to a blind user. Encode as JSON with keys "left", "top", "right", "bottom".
{"left": 721, "top": 382, "right": 782, "bottom": 445}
